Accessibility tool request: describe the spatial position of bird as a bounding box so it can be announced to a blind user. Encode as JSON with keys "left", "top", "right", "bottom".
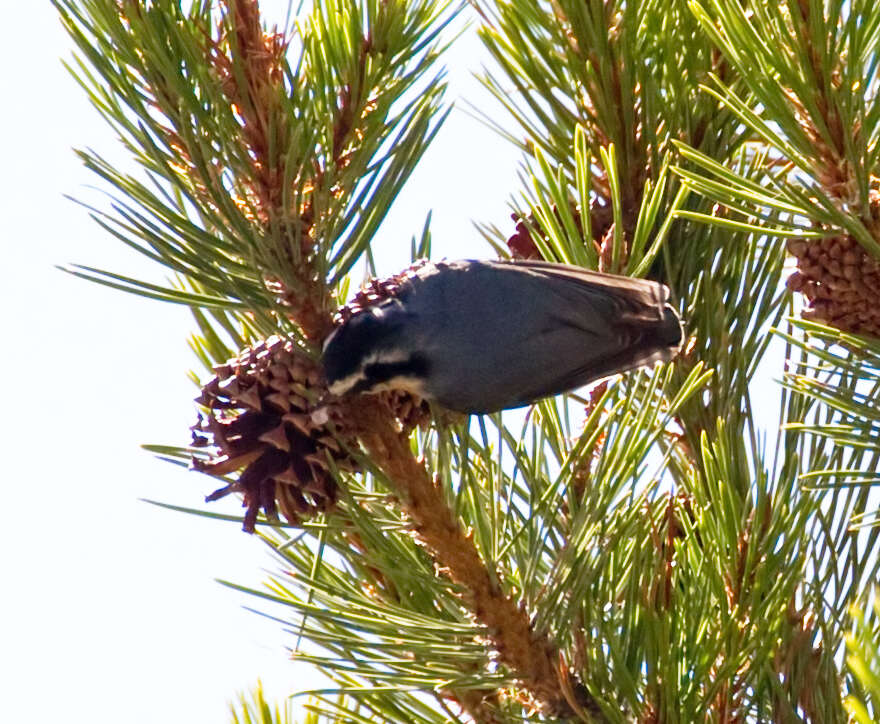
{"left": 321, "top": 259, "right": 684, "bottom": 414}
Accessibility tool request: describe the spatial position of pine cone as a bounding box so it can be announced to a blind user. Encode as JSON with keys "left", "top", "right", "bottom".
{"left": 336, "top": 259, "right": 430, "bottom": 320}
{"left": 192, "top": 336, "right": 358, "bottom": 532}
{"left": 785, "top": 235, "right": 880, "bottom": 337}
{"left": 506, "top": 215, "right": 541, "bottom": 259}
{"left": 505, "top": 202, "right": 614, "bottom": 261}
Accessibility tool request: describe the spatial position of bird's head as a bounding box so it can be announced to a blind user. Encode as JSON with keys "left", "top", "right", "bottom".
{"left": 322, "top": 304, "right": 429, "bottom": 399}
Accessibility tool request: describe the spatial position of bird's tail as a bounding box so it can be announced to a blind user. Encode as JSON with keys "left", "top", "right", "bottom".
{"left": 575, "top": 276, "right": 684, "bottom": 381}
{"left": 611, "top": 302, "right": 683, "bottom": 375}
{"left": 658, "top": 303, "right": 685, "bottom": 349}
{"left": 502, "top": 259, "right": 685, "bottom": 373}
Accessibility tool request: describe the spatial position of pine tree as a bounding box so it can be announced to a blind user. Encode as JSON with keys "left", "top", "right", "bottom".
{"left": 56, "top": 0, "right": 880, "bottom": 721}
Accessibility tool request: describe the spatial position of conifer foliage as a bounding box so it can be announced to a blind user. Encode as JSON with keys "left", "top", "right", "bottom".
{"left": 57, "top": 0, "right": 880, "bottom": 721}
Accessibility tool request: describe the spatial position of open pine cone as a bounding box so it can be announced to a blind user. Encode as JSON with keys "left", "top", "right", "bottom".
{"left": 192, "top": 267, "right": 433, "bottom": 531}
{"left": 191, "top": 336, "right": 358, "bottom": 532}
{"left": 506, "top": 202, "right": 615, "bottom": 265}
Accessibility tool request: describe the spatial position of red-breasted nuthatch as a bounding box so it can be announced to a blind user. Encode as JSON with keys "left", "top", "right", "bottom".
{"left": 322, "top": 259, "right": 683, "bottom": 414}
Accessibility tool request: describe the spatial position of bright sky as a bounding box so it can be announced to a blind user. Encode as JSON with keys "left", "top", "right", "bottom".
{"left": 2, "top": 3, "right": 519, "bottom": 721}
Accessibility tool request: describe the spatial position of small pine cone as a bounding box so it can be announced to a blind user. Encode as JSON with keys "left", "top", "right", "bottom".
{"left": 786, "top": 235, "right": 880, "bottom": 338}
{"left": 336, "top": 259, "right": 431, "bottom": 323}
{"left": 506, "top": 214, "right": 540, "bottom": 259}
{"left": 505, "top": 201, "right": 613, "bottom": 261}
{"left": 192, "top": 336, "right": 359, "bottom": 532}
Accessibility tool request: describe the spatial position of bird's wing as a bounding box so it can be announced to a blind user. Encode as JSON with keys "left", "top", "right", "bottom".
{"left": 503, "top": 325, "right": 677, "bottom": 409}
{"left": 486, "top": 259, "right": 671, "bottom": 324}
{"left": 482, "top": 260, "right": 680, "bottom": 408}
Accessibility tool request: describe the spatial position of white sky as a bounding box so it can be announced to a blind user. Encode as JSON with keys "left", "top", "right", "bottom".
{"left": 1, "top": 3, "right": 519, "bottom": 721}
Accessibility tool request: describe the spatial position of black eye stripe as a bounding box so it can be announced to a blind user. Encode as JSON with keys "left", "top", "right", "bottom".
{"left": 364, "top": 354, "right": 429, "bottom": 384}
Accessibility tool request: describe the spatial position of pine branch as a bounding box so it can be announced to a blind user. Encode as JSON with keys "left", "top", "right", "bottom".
{"left": 345, "top": 397, "right": 605, "bottom": 720}
{"left": 680, "top": 0, "right": 880, "bottom": 337}
{"left": 56, "top": 0, "right": 452, "bottom": 340}
{"left": 689, "top": 0, "right": 880, "bottom": 219}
